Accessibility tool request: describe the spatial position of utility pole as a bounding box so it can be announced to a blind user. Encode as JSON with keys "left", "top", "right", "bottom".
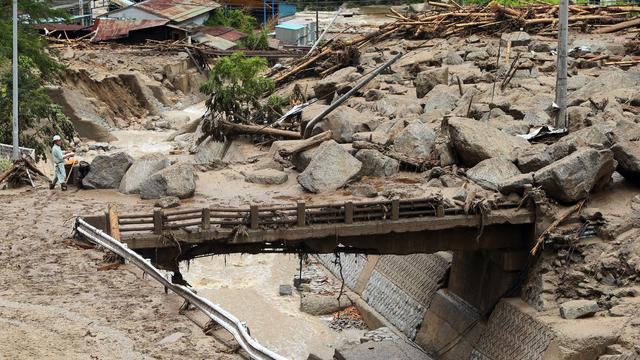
{"left": 315, "top": 0, "right": 319, "bottom": 42}
{"left": 555, "top": 0, "right": 568, "bottom": 129}
{"left": 11, "top": 0, "right": 19, "bottom": 161}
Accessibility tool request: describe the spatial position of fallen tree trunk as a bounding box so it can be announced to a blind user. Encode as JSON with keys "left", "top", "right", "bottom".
{"left": 593, "top": 17, "right": 640, "bottom": 34}
{"left": 220, "top": 121, "right": 301, "bottom": 139}
{"left": 278, "top": 131, "right": 332, "bottom": 157}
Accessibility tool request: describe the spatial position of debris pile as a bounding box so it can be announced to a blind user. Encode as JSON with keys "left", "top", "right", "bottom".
{"left": 0, "top": 156, "right": 50, "bottom": 188}
{"left": 329, "top": 306, "right": 367, "bottom": 331}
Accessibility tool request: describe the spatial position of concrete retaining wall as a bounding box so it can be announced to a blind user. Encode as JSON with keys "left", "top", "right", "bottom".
{"left": 317, "top": 254, "right": 555, "bottom": 360}
{"left": 317, "top": 252, "right": 451, "bottom": 340}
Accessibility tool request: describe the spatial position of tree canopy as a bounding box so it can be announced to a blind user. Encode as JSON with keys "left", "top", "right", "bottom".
{"left": 0, "top": 0, "right": 74, "bottom": 161}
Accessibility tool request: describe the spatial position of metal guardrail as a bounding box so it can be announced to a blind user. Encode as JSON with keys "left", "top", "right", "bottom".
{"left": 74, "top": 217, "right": 287, "bottom": 360}
{"left": 0, "top": 143, "right": 36, "bottom": 160}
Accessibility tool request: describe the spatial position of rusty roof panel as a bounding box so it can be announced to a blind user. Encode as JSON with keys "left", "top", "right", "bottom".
{"left": 137, "top": 0, "right": 220, "bottom": 23}
{"left": 92, "top": 18, "right": 169, "bottom": 41}
{"left": 194, "top": 25, "right": 247, "bottom": 41}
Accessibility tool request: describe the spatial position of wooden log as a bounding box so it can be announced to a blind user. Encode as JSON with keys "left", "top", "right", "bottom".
{"left": 593, "top": 17, "right": 640, "bottom": 34}
{"left": 108, "top": 205, "right": 121, "bottom": 241}
{"left": 220, "top": 121, "right": 301, "bottom": 139}
{"left": 531, "top": 200, "right": 585, "bottom": 255}
{"left": 277, "top": 131, "right": 332, "bottom": 157}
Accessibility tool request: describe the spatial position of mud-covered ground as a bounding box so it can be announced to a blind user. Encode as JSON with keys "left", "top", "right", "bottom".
{"left": 0, "top": 188, "right": 241, "bottom": 360}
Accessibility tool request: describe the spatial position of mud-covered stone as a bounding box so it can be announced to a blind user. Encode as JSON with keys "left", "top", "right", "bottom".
{"left": 298, "top": 140, "right": 362, "bottom": 193}
{"left": 83, "top": 152, "right": 133, "bottom": 189}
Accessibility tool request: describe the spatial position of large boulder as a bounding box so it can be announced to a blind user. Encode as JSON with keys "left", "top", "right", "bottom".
{"left": 194, "top": 138, "right": 244, "bottom": 165}
{"left": 448, "top": 117, "right": 530, "bottom": 166}
{"left": 611, "top": 141, "right": 640, "bottom": 184}
{"left": 244, "top": 169, "right": 288, "bottom": 185}
{"left": 393, "top": 120, "right": 437, "bottom": 159}
{"left": 516, "top": 124, "right": 614, "bottom": 172}
{"left": 466, "top": 158, "right": 521, "bottom": 191}
{"left": 414, "top": 67, "right": 449, "bottom": 98}
{"left": 313, "top": 66, "right": 358, "bottom": 100}
{"left": 534, "top": 148, "right": 617, "bottom": 202}
{"left": 422, "top": 85, "right": 459, "bottom": 113}
{"left": 139, "top": 163, "right": 197, "bottom": 199}
{"left": 355, "top": 149, "right": 399, "bottom": 178}
{"left": 310, "top": 106, "right": 370, "bottom": 143}
{"left": 82, "top": 152, "right": 133, "bottom": 189}
{"left": 559, "top": 300, "right": 599, "bottom": 319}
{"left": 119, "top": 153, "right": 169, "bottom": 194}
{"left": 297, "top": 140, "right": 362, "bottom": 193}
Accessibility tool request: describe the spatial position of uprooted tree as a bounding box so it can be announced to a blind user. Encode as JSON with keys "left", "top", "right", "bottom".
{"left": 0, "top": 0, "right": 75, "bottom": 161}
{"left": 199, "top": 52, "right": 275, "bottom": 141}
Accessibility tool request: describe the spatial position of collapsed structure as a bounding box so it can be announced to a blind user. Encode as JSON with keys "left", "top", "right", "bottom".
{"left": 3, "top": 2, "right": 640, "bottom": 360}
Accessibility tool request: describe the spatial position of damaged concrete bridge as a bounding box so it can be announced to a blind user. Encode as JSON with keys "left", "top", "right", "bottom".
{"left": 84, "top": 197, "right": 534, "bottom": 257}
{"left": 81, "top": 197, "right": 536, "bottom": 316}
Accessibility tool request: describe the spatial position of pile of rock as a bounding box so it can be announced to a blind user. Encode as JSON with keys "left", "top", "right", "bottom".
{"left": 80, "top": 151, "right": 197, "bottom": 204}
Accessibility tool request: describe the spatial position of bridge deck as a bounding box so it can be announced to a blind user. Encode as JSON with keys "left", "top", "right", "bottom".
{"left": 84, "top": 198, "right": 536, "bottom": 255}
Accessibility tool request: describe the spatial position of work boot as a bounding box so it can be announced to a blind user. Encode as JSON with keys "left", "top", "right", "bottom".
{"left": 61, "top": 183, "right": 67, "bottom": 191}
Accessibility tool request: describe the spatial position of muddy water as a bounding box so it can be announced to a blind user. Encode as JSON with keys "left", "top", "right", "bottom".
{"left": 181, "top": 254, "right": 366, "bottom": 360}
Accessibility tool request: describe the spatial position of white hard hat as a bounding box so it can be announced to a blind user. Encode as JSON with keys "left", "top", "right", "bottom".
{"left": 53, "top": 135, "right": 61, "bottom": 141}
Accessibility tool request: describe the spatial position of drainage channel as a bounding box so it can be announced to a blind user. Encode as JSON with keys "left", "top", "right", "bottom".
{"left": 74, "top": 217, "right": 287, "bottom": 360}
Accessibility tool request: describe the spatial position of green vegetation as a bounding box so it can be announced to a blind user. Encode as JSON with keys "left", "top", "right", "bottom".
{"left": 0, "top": 157, "right": 10, "bottom": 172}
{"left": 200, "top": 52, "right": 274, "bottom": 124}
{"left": 0, "top": 0, "right": 75, "bottom": 161}
{"left": 205, "top": 9, "right": 269, "bottom": 50}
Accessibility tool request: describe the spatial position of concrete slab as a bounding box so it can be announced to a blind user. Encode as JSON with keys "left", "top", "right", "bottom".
{"left": 334, "top": 340, "right": 433, "bottom": 360}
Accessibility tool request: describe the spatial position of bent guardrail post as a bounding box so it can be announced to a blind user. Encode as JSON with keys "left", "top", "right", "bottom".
{"left": 73, "top": 217, "right": 287, "bottom": 360}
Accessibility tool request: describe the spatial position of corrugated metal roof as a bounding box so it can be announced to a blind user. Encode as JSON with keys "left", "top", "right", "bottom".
{"left": 191, "top": 33, "right": 236, "bottom": 50}
{"left": 136, "top": 0, "right": 220, "bottom": 23}
{"left": 276, "top": 23, "right": 304, "bottom": 30}
{"left": 92, "top": 18, "right": 169, "bottom": 41}
{"left": 194, "top": 25, "right": 246, "bottom": 41}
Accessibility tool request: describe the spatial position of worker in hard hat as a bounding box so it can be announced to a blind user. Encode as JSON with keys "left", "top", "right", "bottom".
{"left": 50, "top": 135, "right": 73, "bottom": 191}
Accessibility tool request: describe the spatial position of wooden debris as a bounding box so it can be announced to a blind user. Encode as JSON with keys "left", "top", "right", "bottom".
{"left": 0, "top": 155, "right": 50, "bottom": 188}
{"left": 277, "top": 131, "right": 333, "bottom": 157}
{"left": 269, "top": 2, "right": 640, "bottom": 85}
{"left": 531, "top": 200, "right": 585, "bottom": 255}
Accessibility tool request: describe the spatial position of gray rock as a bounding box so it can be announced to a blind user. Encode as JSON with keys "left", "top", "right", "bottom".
{"left": 523, "top": 109, "right": 551, "bottom": 126}
{"left": 279, "top": 284, "right": 293, "bottom": 296}
{"left": 393, "top": 120, "right": 437, "bottom": 159}
{"left": 82, "top": 152, "right": 133, "bottom": 189}
{"left": 559, "top": 299, "right": 599, "bottom": 319}
{"left": 499, "top": 173, "right": 534, "bottom": 194}
{"left": 443, "top": 50, "right": 464, "bottom": 65}
{"left": 466, "top": 50, "right": 489, "bottom": 61}
{"left": 448, "top": 117, "right": 531, "bottom": 166}
{"left": 298, "top": 140, "right": 362, "bottom": 193}
{"left": 300, "top": 293, "right": 351, "bottom": 315}
{"left": 611, "top": 141, "right": 640, "bottom": 184}
{"left": 311, "top": 106, "right": 369, "bottom": 143}
{"left": 567, "top": 106, "right": 592, "bottom": 131}
{"left": 516, "top": 143, "right": 572, "bottom": 173}
{"left": 534, "top": 148, "right": 617, "bottom": 202}
{"left": 314, "top": 66, "right": 358, "bottom": 100}
{"left": 466, "top": 158, "right": 521, "bottom": 191}
{"left": 292, "top": 147, "right": 318, "bottom": 171}
{"left": 529, "top": 42, "right": 553, "bottom": 52}
{"left": 414, "top": 67, "right": 449, "bottom": 98}
{"left": 501, "top": 31, "right": 531, "bottom": 47}
{"left": 119, "top": 153, "right": 170, "bottom": 194}
{"left": 365, "top": 89, "right": 385, "bottom": 101}
{"left": 88, "top": 142, "right": 110, "bottom": 151}
{"left": 244, "top": 169, "right": 288, "bottom": 185}
{"left": 140, "top": 163, "right": 197, "bottom": 199}
{"left": 195, "top": 138, "right": 244, "bottom": 165}
{"left": 355, "top": 149, "right": 399, "bottom": 177}
{"left": 423, "top": 87, "right": 459, "bottom": 113}
{"left": 155, "top": 196, "right": 180, "bottom": 209}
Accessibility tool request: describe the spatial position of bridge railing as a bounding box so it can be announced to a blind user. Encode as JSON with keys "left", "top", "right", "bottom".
{"left": 117, "top": 198, "right": 520, "bottom": 235}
